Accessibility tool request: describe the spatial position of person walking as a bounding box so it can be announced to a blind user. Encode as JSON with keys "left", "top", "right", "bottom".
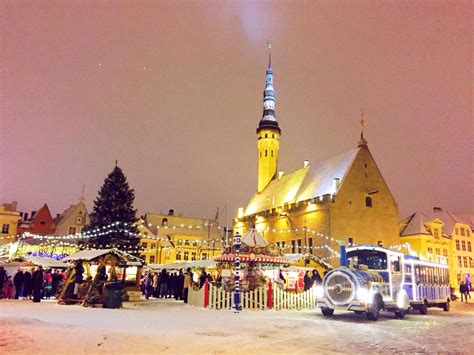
{"left": 144, "top": 272, "right": 153, "bottom": 299}
{"left": 13, "top": 269, "right": 24, "bottom": 299}
{"left": 199, "top": 269, "right": 207, "bottom": 289}
{"left": 32, "top": 266, "right": 44, "bottom": 302}
{"left": 460, "top": 281, "right": 469, "bottom": 303}
{"left": 175, "top": 270, "right": 184, "bottom": 300}
{"left": 22, "top": 269, "right": 32, "bottom": 299}
{"left": 43, "top": 270, "right": 53, "bottom": 299}
{"left": 152, "top": 272, "right": 159, "bottom": 298}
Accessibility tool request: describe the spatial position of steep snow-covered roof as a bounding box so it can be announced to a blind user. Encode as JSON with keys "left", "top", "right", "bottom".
{"left": 245, "top": 148, "right": 359, "bottom": 215}
{"left": 241, "top": 230, "right": 268, "bottom": 247}
{"left": 400, "top": 212, "right": 430, "bottom": 236}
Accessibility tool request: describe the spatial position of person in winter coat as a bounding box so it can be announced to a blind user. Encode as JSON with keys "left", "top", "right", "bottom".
{"left": 73, "top": 262, "right": 84, "bottom": 298}
{"left": 183, "top": 268, "right": 192, "bottom": 303}
{"left": 199, "top": 269, "right": 207, "bottom": 289}
{"left": 303, "top": 271, "right": 313, "bottom": 291}
{"left": 32, "top": 266, "right": 44, "bottom": 302}
{"left": 175, "top": 271, "right": 184, "bottom": 300}
{"left": 0, "top": 266, "right": 7, "bottom": 299}
{"left": 51, "top": 270, "right": 62, "bottom": 296}
{"left": 22, "top": 270, "right": 32, "bottom": 299}
{"left": 144, "top": 273, "right": 153, "bottom": 299}
{"left": 159, "top": 269, "right": 168, "bottom": 298}
{"left": 13, "top": 269, "right": 24, "bottom": 299}
{"left": 43, "top": 271, "right": 53, "bottom": 299}
{"left": 2, "top": 276, "right": 14, "bottom": 299}
{"left": 311, "top": 270, "right": 322, "bottom": 285}
{"left": 460, "top": 282, "right": 469, "bottom": 303}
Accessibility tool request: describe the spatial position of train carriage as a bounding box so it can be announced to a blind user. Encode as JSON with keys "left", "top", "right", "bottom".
{"left": 316, "top": 245, "right": 450, "bottom": 321}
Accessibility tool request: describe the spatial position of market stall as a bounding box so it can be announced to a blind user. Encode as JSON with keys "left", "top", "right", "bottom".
{"left": 215, "top": 231, "right": 289, "bottom": 292}
{"left": 59, "top": 249, "right": 144, "bottom": 307}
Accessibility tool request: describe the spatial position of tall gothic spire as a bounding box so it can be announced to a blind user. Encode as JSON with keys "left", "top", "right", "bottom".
{"left": 358, "top": 108, "right": 368, "bottom": 147}
{"left": 257, "top": 42, "right": 281, "bottom": 134}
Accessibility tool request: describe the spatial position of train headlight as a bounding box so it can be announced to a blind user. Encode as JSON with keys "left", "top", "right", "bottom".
{"left": 315, "top": 285, "right": 324, "bottom": 298}
{"left": 356, "top": 288, "right": 372, "bottom": 303}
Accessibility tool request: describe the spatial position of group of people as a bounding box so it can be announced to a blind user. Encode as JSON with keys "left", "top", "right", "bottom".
{"left": 303, "top": 269, "right": 323, "bottom": 291}
{"left": 459, "top": 281, "right": 472, "bottom": 303}
{"left": 0, "top": 266, "right": 66, "bottom": 302}
{"left": 142, "top": 268, "right": 213, "bottom": 303}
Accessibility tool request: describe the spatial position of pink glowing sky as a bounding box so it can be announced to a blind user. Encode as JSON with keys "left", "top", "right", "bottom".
{"left": 1, "top": 1, "right": 472, "bottom": 220}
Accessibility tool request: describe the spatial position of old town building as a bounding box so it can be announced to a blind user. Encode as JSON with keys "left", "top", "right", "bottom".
{"left": 54, "top": 197, "right": 90, "bottom": 236}
{"left": 400, "top": 208, "right": 473, "bottom": 290}
{"left": 138, "top": 210, "right": 223, "bottom": 265}
{"left": 17, "top": 203, "right": 56, "bottom": 236}
{"left": 0, "top": 201, "right": 21, "bottom": 246}
{"left": 234, "top": 46, "right": 400, "bottom": 266}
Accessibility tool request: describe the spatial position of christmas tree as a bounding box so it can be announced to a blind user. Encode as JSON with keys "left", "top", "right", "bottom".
{"left": 85, "top": 164, "right": 141, "bottom": 256}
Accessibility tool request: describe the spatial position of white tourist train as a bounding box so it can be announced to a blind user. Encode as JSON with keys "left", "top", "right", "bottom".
{"left": 316, "top": 244, "right": 451, "bottom": 321}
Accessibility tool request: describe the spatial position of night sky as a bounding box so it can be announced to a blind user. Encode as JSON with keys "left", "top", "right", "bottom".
{"left": 1, "top": 1, "right": 472, "bottom": 221}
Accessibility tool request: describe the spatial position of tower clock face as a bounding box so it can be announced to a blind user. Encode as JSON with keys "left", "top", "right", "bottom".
{"left": 75, "top": 216, "right": 83, "bottom": 225}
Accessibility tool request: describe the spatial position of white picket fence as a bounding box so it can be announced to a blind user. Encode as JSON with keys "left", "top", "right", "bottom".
{"left": 188, "top": 282, "right": 317, "bottom": 311}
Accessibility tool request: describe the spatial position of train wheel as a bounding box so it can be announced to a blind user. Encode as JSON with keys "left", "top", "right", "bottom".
{"left": 321, "top": 307, "right": 334, "bottom": 316}
{"left": 395, "top": 309, "right": 405, "bottom": 319}
{"left": 367, "top": 304, "right": 380, "bottom": 321}
{"left": 419, "top": 304, "right": 428, "bottom": 315}
{"left": 442, "top": 302, "right": 450, "bottom": 312}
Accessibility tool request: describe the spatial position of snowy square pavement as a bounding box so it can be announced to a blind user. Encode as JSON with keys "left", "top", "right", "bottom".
{"left": 0, "top": 298, "right": 473, "bottom": 354}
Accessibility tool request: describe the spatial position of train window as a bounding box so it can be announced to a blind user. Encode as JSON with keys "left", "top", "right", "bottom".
{"left": 415, "top": 266, "right": 421, "bottom": 284}
{"left": 390, "top": 255, "right": 401, "bottom": 272}
{"left": 347, "top": 250, "right": 388, "bottom": 270}
{"left": 404, "top": 264, "right": 413, "bottom": 283}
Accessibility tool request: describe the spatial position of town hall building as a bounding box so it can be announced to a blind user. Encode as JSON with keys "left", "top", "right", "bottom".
{"left": 234, "top": 46, "right": 400, "bottom": 266}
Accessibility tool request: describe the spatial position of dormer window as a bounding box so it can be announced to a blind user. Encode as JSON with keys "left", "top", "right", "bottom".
{"left": 434, "top": 229, "right": 439, "bottom": 239}
{"left": 365, "top": 196, "right": 373, "bottom": 208}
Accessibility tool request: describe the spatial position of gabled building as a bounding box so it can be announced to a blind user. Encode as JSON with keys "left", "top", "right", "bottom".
{"left": 54, "top": 197, "right": 90, "bottom": 236}
{"left": 400, "top": 207, "right": 473, "bottom": 290}
{"left": 0, "top": 201, "right": 21, "bottom": 245}
{"left": 17, "top": 203, "right": 56, "bottom": 235}
{"left": 138, "top": 209, "right": 223, "bottom": 264}
{"left": 234, "top": 46, "right": 400, "bottom": 266}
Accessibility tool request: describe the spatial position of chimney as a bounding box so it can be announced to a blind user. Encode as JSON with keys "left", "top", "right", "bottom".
{"left": 168, "top": 209, "right": 174, "bottom": 216}
{"left": 303, "top": 160, "right": 309, "bottom": 168}
{"left": 56, "top": 213, "right": 61, "bottom": 219}
{"left": 278, "top": 171, "right": 284, "bottom": 180}
{"left": 333, "top": 178, "right": 340, "bottom": 191}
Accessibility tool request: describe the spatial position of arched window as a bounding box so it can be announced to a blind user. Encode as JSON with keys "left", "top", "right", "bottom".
{"left": 265, "top": 133, "right": 268, "bottom": 138}
{"left": 365, "top": 196, "right": 373, "bottom": 207}
{"left": 272, "top": 134, "right": 275, "bottom": 138}
{"left": 265, "top": 150, "right": 268, "bottom": 157}
{"left": 271, "top": 150, "right": 274, "bottom": 157}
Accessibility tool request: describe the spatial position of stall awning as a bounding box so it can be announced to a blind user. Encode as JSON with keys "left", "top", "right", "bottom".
{"left": 216, "top": 254, "right": 289, "bottom": 264}
{"left": 25, "top": 255, "right": 69, "bottom": 269}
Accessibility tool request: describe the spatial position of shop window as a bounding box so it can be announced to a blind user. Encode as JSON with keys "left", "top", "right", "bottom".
{"left": 149, "top": 255, "right": 155, "bottom": 264}
{"left": 456, "top": 240, "right": 460, "bottom": 250}
{"left": 1, "top": 224, "right": 9, "bottom": 234}
{"left": 365, "top": 196, "right": 372, "bottom": 208}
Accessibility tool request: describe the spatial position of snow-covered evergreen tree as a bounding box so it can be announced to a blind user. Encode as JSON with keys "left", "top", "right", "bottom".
{"left": 85, "top": 164, "right": 140, "bottom": 256}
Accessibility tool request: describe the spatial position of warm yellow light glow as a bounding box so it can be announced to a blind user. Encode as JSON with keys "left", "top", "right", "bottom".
{"left": 238, "top": 207, "right": 244, "bottom": 218}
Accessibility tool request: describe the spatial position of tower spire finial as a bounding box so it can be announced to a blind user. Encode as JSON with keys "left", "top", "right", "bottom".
{"left": 358, "top": 108, "right": 368, "bottom": 147}
{"left": 267, "top": 42, "right": 272, "bottom": 68}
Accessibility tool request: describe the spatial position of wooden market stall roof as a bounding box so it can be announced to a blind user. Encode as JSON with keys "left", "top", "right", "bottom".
{"left": 145, "top": 259, "right": 217, "bottom": 271}
{"left": 283, "top": 253, "right": 333, "bottom": 270}
{"left": 62, "top": 249, "right": 144, "bottom": 266}
{"left": 25, "top": 255, "right": 69, "bottom": 268}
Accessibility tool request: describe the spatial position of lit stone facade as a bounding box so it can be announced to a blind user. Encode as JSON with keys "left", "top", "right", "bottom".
{"left": 139, "top": 211, "right": 223, "bottom": 265}
{"left": 0, "top": 201, "right": 21, "bottom": 244}
{"left": 400, "top": 209, "right": 473, "bottom": 290}
{"left": 54, "top": 197, "right": 90, "bottom": 236}
{"left": 235, "top": 48, "right": 400, "bottom": 266}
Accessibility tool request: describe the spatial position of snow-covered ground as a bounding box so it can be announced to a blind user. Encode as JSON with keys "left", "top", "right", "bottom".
{"left": 0, "top": 298, "right": 473, "bottom": 354}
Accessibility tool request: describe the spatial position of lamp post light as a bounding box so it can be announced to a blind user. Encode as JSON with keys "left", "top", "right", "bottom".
{"left": 233, "top": 232, "right": 242, "bottom": 312}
